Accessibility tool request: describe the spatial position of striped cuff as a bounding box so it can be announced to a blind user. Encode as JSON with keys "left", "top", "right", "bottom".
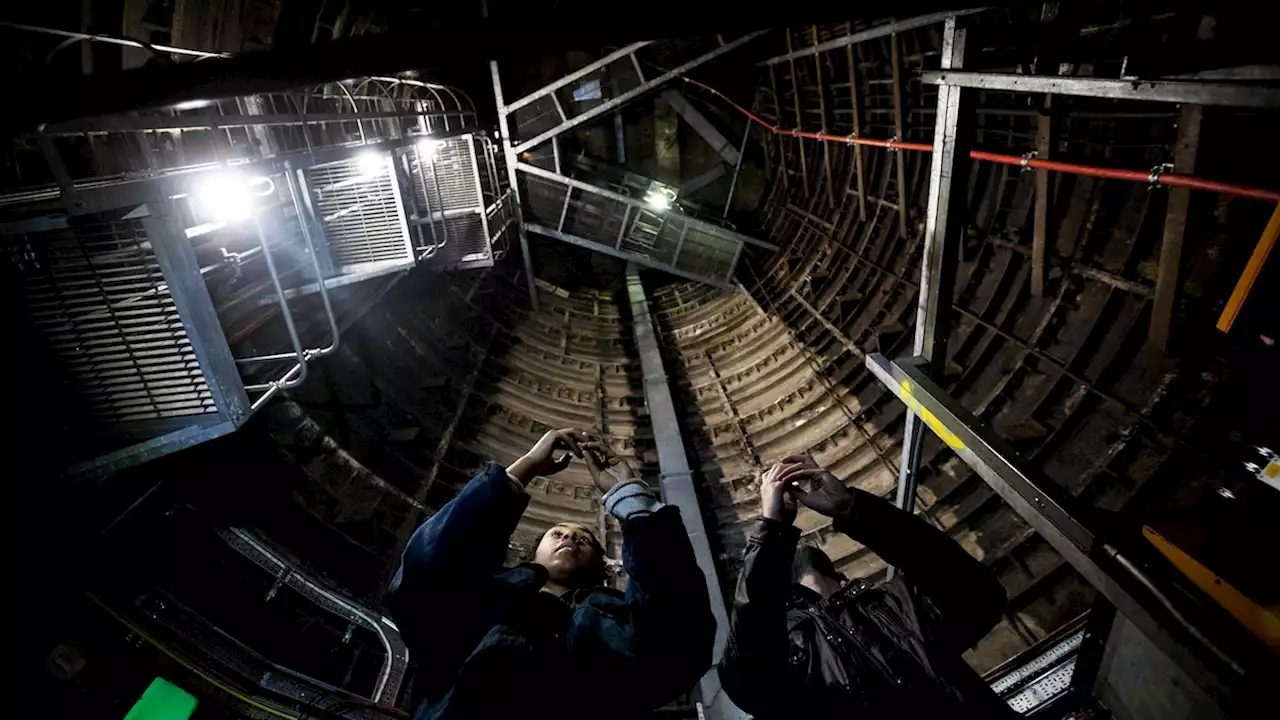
{"left": 602, "top": 479, "right": 664, "bottom": 521}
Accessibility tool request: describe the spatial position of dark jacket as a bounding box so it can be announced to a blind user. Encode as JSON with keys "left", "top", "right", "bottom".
{"left": 720, "top": 488, "right": 1016, "bottom": 719}
{"left": 386, "top": 463, "right": 715, "bottom": 720}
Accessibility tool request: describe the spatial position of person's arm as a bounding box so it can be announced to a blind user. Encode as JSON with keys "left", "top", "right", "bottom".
{"left": 576, "top": 446, "right": 715, "bottom": 710}
{"left": 784, "top": 457, "right": 1006, "bottom": 651}
{"left": 386, "top": 429, "right": 586, "bottom": 640}
{"left": 719, "top": 462, "right": 805, "bottom": 716}
{"left": 720, "top": 516, "right": 803, "bottom": 716}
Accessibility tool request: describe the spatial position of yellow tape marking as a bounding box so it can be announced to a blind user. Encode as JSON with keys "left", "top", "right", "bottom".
{"left": 900, "top": 380, "right": 966, "bottom": 450}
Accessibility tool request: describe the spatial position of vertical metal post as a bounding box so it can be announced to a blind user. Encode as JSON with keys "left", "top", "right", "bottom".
{"left": 143, "top": 200, "right": 250, "bottom": 425}
{"left": 845, "top": 38, "right": 867, "bottom": 222}
{"left": 1032, "top": 95, "right": 1052, "bottom": 297}
{"left": 468, "top": 136, "right": 493, "bottom": 252}
{"left": 889, "top": 30, "right": 910, "bottom": 239}
{"left": 491, "top": 61, "right": 539, "bottom": 309}
{"left": 614, "top": 112, "right": 627, "bottom": 164}
{"left": 894, "top": 16, "right": 970, "bottom": 515}
{"left": 1149, "top": 103, "right": 1203, "bottom": 351}
{"left": 625, "top": 267, "right": 741, "bottom": 720}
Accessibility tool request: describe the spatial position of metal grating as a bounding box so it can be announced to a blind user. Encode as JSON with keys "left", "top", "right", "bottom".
{"left": 4, "top": 216, "right": 215, "bottom": 425}
{"left": 424, "top": 215, "right": 492, "bottom": 270}
{"left": 412, "top": 137, "right": 482, "bottom": 212}
{"left": 306, "top": 154, "right": 413, "bottom": 272}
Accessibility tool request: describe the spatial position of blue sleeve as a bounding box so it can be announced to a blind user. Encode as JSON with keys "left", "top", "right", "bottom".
{"left": 576, "top": 506, "right": 716, "bottom": 709}
{"left": 385, "top": 463, "right": 530, "bottom": 650}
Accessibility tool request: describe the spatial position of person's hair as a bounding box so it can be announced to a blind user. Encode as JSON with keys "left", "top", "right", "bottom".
{"left": 541, "top": 524, "right": 608, "bottom": 588}
{"left": 792, "top": 545, "right": 840, "bottom": 584}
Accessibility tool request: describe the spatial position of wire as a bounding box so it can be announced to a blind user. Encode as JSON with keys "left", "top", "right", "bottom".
{"left": 676, "top": 75, "right": 1280, "bottom": 203}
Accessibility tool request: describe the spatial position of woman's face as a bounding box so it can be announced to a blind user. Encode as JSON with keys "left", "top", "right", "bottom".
{"left": 533, "top": 523, "right": 600, "bottom": 585}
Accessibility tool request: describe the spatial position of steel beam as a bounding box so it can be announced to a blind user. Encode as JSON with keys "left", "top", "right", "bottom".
{"left": 757, "top": 8, "right": 988, "bottom": 66}
{"left": 41, "top": 110, "right": 473, "bottom": 135}
{"left": 516, "top": 162, "right": 777, "bottom": 249}
{"left": 865, "top": 352, "right": 1254, "bottom": 702}
{"left": 626, "top": 268, "right": 743, "bottom": 720}
{"left": 504, "top": 42, "right": 652, "bottom": 114}
{"left": 660, "top": 90, "right": 740, "bottom": 166}
{"left": 895, "top": 16, "right": 970, "bottom": 513}
{"left": 512, "top": 32, "right": 766, "bottom": 155}
{"left": 491, "top": 61, "right": 539, "bottom": 309}
{"left": 527, "top": 224, "right": 734, "bottom": 288}
{"left": 922, "top": 71, "right": 1280, "bottom": 108}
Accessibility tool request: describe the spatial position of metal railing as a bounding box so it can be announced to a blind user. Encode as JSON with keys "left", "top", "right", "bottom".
{"left": 3, "top": 74, "right": 506, "bottom": 477}
{"left": 516, "top": 162, "right": 775, "bottom": 287}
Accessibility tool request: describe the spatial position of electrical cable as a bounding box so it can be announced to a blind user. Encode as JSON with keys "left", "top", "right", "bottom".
{"left": 676, "top": 76, "right": 1280, "bottom": 203}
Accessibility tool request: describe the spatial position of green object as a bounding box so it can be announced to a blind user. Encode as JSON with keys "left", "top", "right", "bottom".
{"left": 124, "top": 677, "right": 199, "bottom": 720}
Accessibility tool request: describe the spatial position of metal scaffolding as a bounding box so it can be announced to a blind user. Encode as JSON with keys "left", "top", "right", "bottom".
{"left": 867, "top": 14, "right": 1274, "bottom": 714}
{"left": 490, "top": 34, "right": 773, "bottom": 303}
{"left": 3, "top": 68, "right": 511, "bottom": 478}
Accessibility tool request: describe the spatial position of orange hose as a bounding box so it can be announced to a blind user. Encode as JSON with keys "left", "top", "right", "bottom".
{"left": 681, "top": 77, "right": 1280, "bottom": 203}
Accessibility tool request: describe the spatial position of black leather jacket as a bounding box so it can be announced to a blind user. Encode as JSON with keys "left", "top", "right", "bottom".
{"left": 720, "top": 489, "right": 1018, "bottom": 719}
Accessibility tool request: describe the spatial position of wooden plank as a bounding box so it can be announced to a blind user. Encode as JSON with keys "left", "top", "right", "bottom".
{"left": 889, "top": 30, "right": 909, "bottom": 238}
{"left": 785, "top": 29, "right": 810, "bottom": 195}
{"left": 768, "top": 64, "right": 789, "bottom": 190}
{"left": 845, "top": 33, "right": 867, "bottom": 222}
{"left": 1032, "top": 95, "right": 1052, "bottom": 297}
{"left": 1149, "top": 104, "right": 1203, "bottom": 350}
{"left": 812, "top": 26, "right": 836, "bottom": 206}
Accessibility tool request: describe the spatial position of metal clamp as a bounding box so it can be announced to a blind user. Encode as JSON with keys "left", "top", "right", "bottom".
{"left": 1148, "top": 162, "right": 1174, "bottom": 187}
{"left": 1021, "top": 150, "right": 1038, "bottom": 171}
{"left": 846, "top": 132, "right": 860, "bottom": 145}
{"left": 887, "top": 134, "right": 900, "bottom": 153}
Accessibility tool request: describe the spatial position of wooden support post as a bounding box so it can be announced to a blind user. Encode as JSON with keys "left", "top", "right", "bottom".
{"left": 811, "top": 26, "right": 835, "bottom": 207}
{"left": 845, "top": 36, "right": 867, "bottom": 222}
{"left": 889, "top": 30, "right": 909, "bottom": 239}
{"left": 1150, "top": 103, "right": 1203, "bottom": 351}
{"left": 768, "top": 64, "right": 789, "bottom": 190}
{"left": 1032, "top": 95, "right": 1052, "bottom": 297}
{"left": 785, "top": 30, "right": 810, "bottom": 196}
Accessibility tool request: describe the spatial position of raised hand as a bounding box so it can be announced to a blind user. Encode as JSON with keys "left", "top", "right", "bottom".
{"left": 777, "top": 455, "right": 855, "bottom": 518}
{"left": 759, "top": 460, "right": 800, "bottom": 524}
{"left": 508, "top": 428, "right": 588, "bottom": 485}
{"left": 582, "top": 439, "right": 634, "bottom": 492}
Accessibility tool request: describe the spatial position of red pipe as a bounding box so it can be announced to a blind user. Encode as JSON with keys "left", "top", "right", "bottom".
{"left": 681, "top": 77, "right": 1280, "bottom": 203}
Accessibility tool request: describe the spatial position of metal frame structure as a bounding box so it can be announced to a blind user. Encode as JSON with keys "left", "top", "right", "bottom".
{"left": 3, "top": 70, "right": 509, "bottom": 478}
{"left": 490, "top": 33, "right": 771, "bottom": 303}
{"left": 517, "top": 162, "right": 775, "bottom": 287}
{"left": 872, "top": 13, "right": 1276, "bottom": 707}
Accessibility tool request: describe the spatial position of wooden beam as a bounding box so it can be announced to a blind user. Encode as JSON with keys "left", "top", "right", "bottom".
{"left": 785, "top": 29, "right": 810, "bottom": 196}
{"left": 845, "top": 32, "right": 867, "bottom": 222}
{"left": 1149, "top": 103, "right": 1203, "bottom": 350}
{"left": 889, "top": 30, "right": 909, "bottom": 238}
{"left": 768, "top": 64, "right": 789, "bottom": 190}
{"left": 1032, "top": 95, "right": 1052, "bottom": 297}
{"left": 811, "top": 26, "right": 835, "bottom": 206}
